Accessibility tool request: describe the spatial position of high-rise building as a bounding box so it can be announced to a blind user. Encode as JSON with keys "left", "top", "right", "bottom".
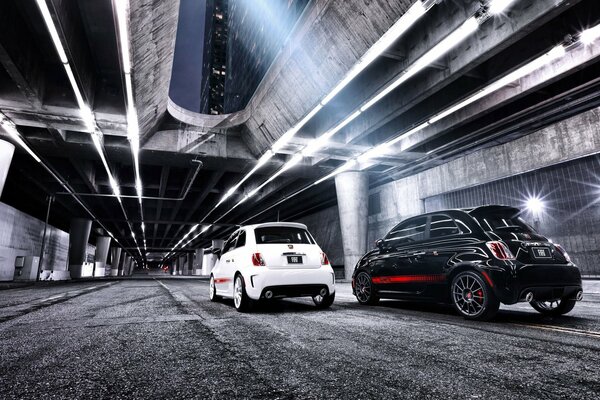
{"left": 200, "top": 0, "right": 229, "bottom": 115}
{"left": 224, "top": 0, "right": 309, "bottom": 113}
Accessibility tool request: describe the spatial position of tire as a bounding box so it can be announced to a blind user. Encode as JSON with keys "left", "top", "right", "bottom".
{"left": 451, "top": 271, "right": 499, "bottom": 321}
{"left": 209, "top": 275, "right": 220, "bottom": 302}
{"left": 530, "top": 298, "right": 576, "bottom": 316}
{"left": 354, "top": 271, "right": 380, "bottom": 305}
{"left": 313, "top": 291, "right": 335, "bottom": 309}
{"left": 233, "top": 274, "right": 252, "bottom": 312}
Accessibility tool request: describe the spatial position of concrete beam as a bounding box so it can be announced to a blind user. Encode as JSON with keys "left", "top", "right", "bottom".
{"left": 395, "top": 39, "right": 600, "bottom": 155}
{"left": 241, "top": 0, "right": 415, "bottom": 155}
{"left": 342, "top": 0, "right": 580, "bottom": 147}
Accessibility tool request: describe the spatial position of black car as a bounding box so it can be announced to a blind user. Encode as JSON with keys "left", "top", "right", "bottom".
{"left": 352, "top": 205, "right": 583, "bottom": 321}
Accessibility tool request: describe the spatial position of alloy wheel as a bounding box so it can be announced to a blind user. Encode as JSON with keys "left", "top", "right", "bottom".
{"left": 453, "top": 274, "right": 485, "bottom": 317}
{"left": 234, "top": 276, "right": 243, "bottom": 309}
{"left": 209, "top": 276, "right": 215, "bottom": 300}
{"left": 355, "top": 272, "right": 372, "bottom": 303}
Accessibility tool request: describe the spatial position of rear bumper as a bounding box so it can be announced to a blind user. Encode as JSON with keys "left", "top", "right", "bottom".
{"left": 489, "top": 263, "right": 582, "bottom": 304}
{"left": 243, "top": 266, "right": 335, "bottom": 300}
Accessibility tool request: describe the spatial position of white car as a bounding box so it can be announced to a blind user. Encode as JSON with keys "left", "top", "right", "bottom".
{"left": 209, "top": 222, "right": 336, "bottom": 312}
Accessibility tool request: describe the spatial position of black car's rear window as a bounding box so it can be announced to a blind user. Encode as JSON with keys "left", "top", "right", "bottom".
{"left": 474, "top": 213, "right": 535, "bottom": 233}
{"left": 255, "top": 227, "right": 315, "bottom": 244}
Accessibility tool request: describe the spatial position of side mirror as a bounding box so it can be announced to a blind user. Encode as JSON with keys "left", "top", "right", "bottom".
{"left": 375, "top": 239, "right": 384, "bottom": 249}
{"left": 212, "top": 248, "right": 222, "bottom": 258}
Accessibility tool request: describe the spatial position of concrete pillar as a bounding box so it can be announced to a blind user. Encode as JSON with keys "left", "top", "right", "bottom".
{"left": 335, "top": 171, "right": 369, "bottom": 280}
{"left": 0, "top": 139, "right": 15, "bottom": 196}
{"left": 94, "top": 236, "right": 111, "bottom": 277}
{"left": 194, "top": 249, "right": 203, "bottom": 275}
{"left": 203, "top": 239, "right": 223, "bottom": 276}
{"left": 186, "top": 252, "right": 194, "bottom": 276}
{"left": 110, "top": 247, "right": 122, "bottom": 276}
{"left": 68, "top": 218, "right": 92, "bottom": 279}
{"left": 121, "top": 254, "right": 130, "bottom": 276}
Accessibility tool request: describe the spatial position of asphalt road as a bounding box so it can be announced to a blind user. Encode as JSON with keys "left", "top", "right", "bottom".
{"left": 1, "top": 276, "right": 599, "bottom": 399}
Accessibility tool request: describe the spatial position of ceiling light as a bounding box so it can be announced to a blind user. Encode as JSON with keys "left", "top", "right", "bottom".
{"left": 488, "top": 0, "right": 518, "bottom": 15}
{"left": 114, "top": 0, "right": 132, "bottom": 74}
{"left": 303, "top": 110, "right": 362, "bottom": 156}
{"left": 360, "top": 17, "right": 479, "bottom": 112}
{"left": 314, "top": 159, "right": 357, "bottom": 185}
{"left": 110, "top": 176, "right": 121, "bottom": 197}
{"left": 429, "top": 45, "right": 566, "bottom": 124}
{"left": 580, "top": 25, "right": 600, "bottom": 45}
{"left": 320, "top": 1, "right": 427, "bottom": 106}
{"left": 0, "top": 118, "right": 42, "bottom": 163}
{"left": 272, "top": 105, "right": 323, "bottom": 152}
{"left": 36, "top": 0, "right": 68, "bottom": 63}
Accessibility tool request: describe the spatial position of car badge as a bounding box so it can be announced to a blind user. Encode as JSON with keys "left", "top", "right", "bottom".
{"left": 522, "top": 233, "right": 531, "bottom": 239}
{"left": 288, "top": 245, "right": 293, "bottom": 249}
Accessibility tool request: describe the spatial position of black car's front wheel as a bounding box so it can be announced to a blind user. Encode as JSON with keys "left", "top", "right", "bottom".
{"left": 354, "top": 271, "right": 379, "bottom": 305}
{"left": 530, "top": 297, "right": 576, "bottom": 316}
{"left": 451, "top": 271, "right": 499, "bottom": 321}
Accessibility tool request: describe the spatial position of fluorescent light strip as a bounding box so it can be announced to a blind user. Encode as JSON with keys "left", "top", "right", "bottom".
{"left": 581, "top": 25, "right": 600, "bottom": 45}
{"left": 36, "top": 0, "right": 68, "bottom": 63}
{"left": 0, "top": 116, "right": 42, "bottom": 163}
{"left": 488, "top": 0, "right": 518, "bottom": 15}
{"left": 320, "top": 1, "right": 428, "bottom": 106}
{"left": 302, "top": 110, "right": 362, "bottom": 156}
{"left": 334, "top": 45, "right": 573, "bottom": 178}
{"left": 360, "top": 17, "right": 479, "bottom": 112}
{"left": 213, "top": 13, "right": 481, "bottom": 221}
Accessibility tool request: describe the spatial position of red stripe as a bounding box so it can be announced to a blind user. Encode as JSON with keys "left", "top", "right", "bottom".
{"left": 214, "top": 278, "right": 231, "bottom": 284}
{"left": 372, "top": 274, "right": 446, "bottom": 284}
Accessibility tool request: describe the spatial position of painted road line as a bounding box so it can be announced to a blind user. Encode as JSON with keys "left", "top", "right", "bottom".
{"left": 510, "top": 322, "right": 600, "bottom": 339}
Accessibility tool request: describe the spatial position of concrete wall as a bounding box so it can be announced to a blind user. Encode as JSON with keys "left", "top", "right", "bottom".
{"left": 295, "top": 205, "right": 344, "bottom": 267}
{"left": 0, "top": 202, "right": 69, "bottom": 280}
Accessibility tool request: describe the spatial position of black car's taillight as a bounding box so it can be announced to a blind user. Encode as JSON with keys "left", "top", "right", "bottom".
{"left": 554, "top": 244, "right": 571, "bottom": 262}
{"left": 486, "top": 241, "right": 515, "bottom": 260}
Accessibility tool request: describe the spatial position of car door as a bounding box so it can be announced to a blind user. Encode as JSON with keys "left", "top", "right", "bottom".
{"left": 376, "top": 216, "right": 430, "bottom": 296}
{"left": 216, "top": 231, "right": 239, "bottom": 295}
{"left": 421, "top": 214, "right": 465, "bottom": 298}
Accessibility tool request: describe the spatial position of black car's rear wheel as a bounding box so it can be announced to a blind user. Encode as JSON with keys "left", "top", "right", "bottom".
{"left": 530, "top": 298, "right": 576, "bottom": 316}
{"left": 451, "top": 271, "right": 499, "bottom": 321}
{"left": 354, "top": 271, "right": 379, "bottom": 305}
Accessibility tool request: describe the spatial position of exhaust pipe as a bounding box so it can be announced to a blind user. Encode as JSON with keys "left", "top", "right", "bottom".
{"left": 319, "top": 288, "right": 328, "bottom": 297}
{"left": 525, "top": 292, "right": 534, "bottom": 302}
{"left": 264, "top": 290, "right": 273, "bottom": 299}
{"left": 576, "top": 290, "right": 583, "bottom": 301}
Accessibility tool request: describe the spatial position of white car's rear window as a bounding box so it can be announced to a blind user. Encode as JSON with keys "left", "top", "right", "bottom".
{"left": 255, "top": 227, "right": 315, "bottom": 244}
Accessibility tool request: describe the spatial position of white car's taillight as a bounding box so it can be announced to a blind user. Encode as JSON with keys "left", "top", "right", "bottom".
{"left": 486, "top": 241, "right": 515, "bottom": 260}
{"left": 320, "top": 252, "right": 330, "bottom": 265}
{"left": 554, "top": 244, "right": 571, "bottom": 262}
{"left": 251, "top": 253, "right": 266, "bottom": 266}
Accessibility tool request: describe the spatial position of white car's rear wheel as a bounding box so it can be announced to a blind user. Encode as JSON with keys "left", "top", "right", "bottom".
{"left": 233, "top": 275, "right": 252, "bottom": 312}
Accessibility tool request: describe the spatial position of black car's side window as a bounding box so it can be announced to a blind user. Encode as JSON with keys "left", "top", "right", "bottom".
{"left": 429, "top": 214, "right": 461, "bottom": 238}
{"left": 385, "top": 216, "right": 428, "bottom": 246}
